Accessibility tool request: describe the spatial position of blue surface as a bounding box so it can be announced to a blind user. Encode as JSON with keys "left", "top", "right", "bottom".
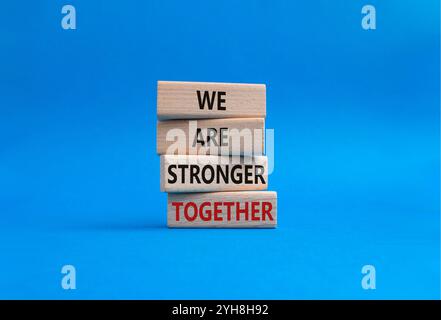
{"left": 0, "top": 0, "right": 439, "bottom": 299}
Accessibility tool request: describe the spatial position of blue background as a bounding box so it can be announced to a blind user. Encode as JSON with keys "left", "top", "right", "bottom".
{"left": 0, "top": 0, "right": 440, "bottom": 299}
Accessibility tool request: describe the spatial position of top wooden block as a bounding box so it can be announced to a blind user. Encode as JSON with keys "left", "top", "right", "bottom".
{"left": 157, "top": 81, "right": 266, "bottom": 120}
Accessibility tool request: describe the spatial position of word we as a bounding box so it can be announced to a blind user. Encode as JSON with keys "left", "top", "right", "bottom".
{"left": 197, "top": 90, "right": 226, "bottom": 110}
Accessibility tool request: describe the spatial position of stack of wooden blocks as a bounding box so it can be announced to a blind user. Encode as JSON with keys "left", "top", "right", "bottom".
{"left": 157, "top": 81, "right": 277, "bottom": 228}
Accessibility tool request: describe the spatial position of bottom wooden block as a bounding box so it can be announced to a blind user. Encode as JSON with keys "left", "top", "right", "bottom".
{"left": 167, "top": 191, "right": 277, "bottom": 228}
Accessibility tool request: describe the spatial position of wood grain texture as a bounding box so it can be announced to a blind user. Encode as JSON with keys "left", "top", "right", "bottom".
{"left": 160, "top": 155, "right": 268, "bottom": 193}
{"left": 157, "top": 81, "right": 266, "bottom": 120}
{"left": 168, "top": 191, "right": 277, "bottom": 228}
{"left": 157, "top": 118, "right": 265, "bottom": 155}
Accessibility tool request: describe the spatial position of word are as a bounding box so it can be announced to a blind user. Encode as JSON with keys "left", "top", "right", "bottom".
{"left": 193, "top": 127, "right": 228, "bottom": 147}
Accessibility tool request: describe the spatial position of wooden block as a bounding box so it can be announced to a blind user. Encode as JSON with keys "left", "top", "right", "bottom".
{"left": 157, "top": 81, "right": 266, "bottom": 120}
{"left": 168, "top": 191, "right": 277, "bottom": 228}
{"left": 160, "top": 155, "right": 268, "bottom": 193}
{"left": 157, "top": 118, "right": 265, "bottom": 155}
